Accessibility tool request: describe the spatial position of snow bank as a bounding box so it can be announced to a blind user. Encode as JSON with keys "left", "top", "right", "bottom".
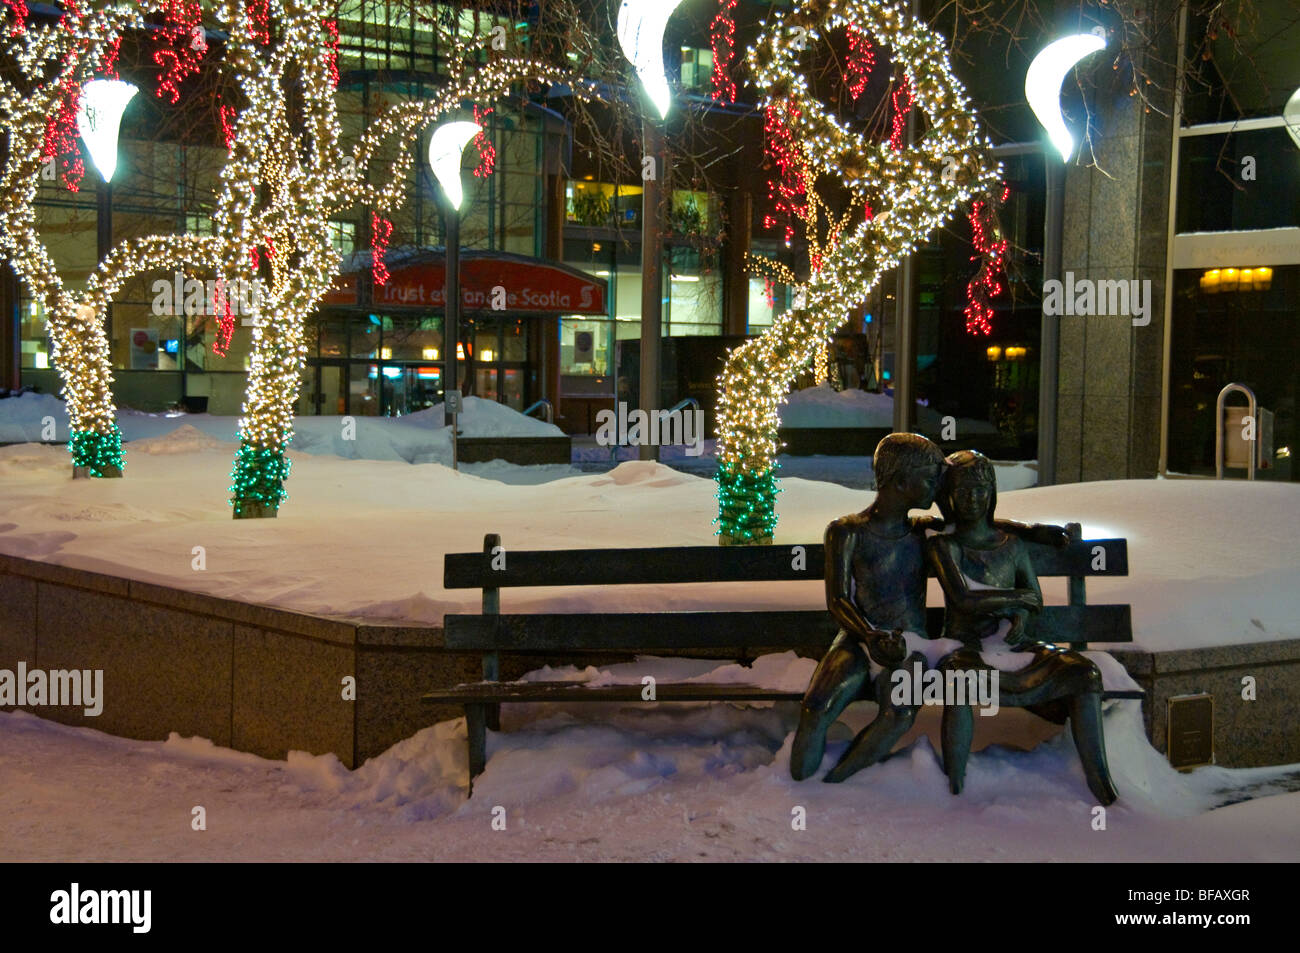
{"left": 779, "top": 384, "right": 998, "bottom": 435}
{"left": 0, "top": 445, "right": 1296, "bottom": 654}
{"left": 0, "top": 392, "right": 560, "bottom": 464}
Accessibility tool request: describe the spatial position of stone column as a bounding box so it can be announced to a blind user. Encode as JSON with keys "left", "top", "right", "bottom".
{"left": 1055, "top": 16, "right": 1177, "bottom": 482}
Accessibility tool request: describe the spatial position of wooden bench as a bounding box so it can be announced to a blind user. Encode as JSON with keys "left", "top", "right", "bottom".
{"left": 424, "top": 524, "right": 1142, "bottom": 786}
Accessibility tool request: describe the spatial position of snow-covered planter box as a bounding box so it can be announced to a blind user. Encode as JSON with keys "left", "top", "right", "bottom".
{"left": 778, "top": 385, "right": 1005, "bottom": 456}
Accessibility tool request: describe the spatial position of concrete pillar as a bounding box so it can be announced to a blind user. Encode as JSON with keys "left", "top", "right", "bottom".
{"left": 1055, "top": 15, "right": 1177, "bottom": 482}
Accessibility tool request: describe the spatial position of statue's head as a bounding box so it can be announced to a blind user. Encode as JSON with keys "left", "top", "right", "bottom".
{"left": 873, "top": 433, "right": 945, "bottom": 509}
{"left": 937, "top": 450, "right": 997, "bottom": 525}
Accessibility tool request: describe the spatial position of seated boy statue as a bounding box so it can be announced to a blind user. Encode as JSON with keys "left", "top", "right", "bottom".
{"left": 925, "top": 450, "right": 1118, "bottom": 805}
{"left": 791, "top": 433, "right": 1069, "bottom": 784}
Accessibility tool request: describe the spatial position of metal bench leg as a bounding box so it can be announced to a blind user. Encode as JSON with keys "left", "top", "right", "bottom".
{"left": 484, "top": 652, "right": 501, "bottom": 732}
{"left": 466, "top": 703, "right": 487, "bottom": 785}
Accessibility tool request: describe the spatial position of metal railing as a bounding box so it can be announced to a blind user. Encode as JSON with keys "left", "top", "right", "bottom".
{"left": 522, "top": 399, "right": 553, "bottom": 425}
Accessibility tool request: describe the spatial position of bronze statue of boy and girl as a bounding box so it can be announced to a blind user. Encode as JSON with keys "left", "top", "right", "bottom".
{"left": 792, "top": 432, "right": 1118, "bottom": 805}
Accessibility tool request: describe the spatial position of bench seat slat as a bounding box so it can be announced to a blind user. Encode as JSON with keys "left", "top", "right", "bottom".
{"left": 423, "top": 682, "right": 798, "bottom": 703}
{"left": 443, "top": 539, "right": 1129, "bottom": 590}
{"left": 422, "top": 681, "right": 1146, "bottom": 704}
{"left": 443, "top": 604, "right": 1133, "bottom": 652}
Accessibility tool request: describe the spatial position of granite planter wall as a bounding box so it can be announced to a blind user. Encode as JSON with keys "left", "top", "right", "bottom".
{"left": 2, "top": 553, "right": 1296, "bottom": 771}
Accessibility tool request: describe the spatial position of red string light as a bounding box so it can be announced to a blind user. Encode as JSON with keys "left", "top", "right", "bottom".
{"left": 845, "top": 24, "right": 875, "bottom": 100}
{"left": 963, "top": 186, "right": 1009, "bottom": 336}
{"left": 101, "top": 36, "right": 121, "bottom": 78}
{"left": 246, "top": 0, "right": 269, "bottom": 44}
{"left": 153, "top": 0, "right": 205, "bottom": 105}
{"left": 709, "top": 0, "right": 737, "bottom": 105}
{"left": 219, "top": 103, "right": 237, "bottom": 149}
{"left": 761, "top": 99, "right": 807, "bottom": 244}
{"left": 40, "top": 5, "right": 89, "bottom": 192}
{"left": 42, "top": 82, "right": 84, "bottom": 192}
{"left": 323, "top": 18, "right": 339, "bottom": 87}
{"left": 888, "top": 76, "right": 913, "bottom": 151}
{"left": 3, "top": 0, "right": 28, "bottom": 37}
{"left": 472, "top": 105, "right": 495, "bottom": 178}
{"left": 211, "top": 279, "right": 235, "bottom": 357}
{"left": 371, "top": 213, "right": 392, "bottom": 286}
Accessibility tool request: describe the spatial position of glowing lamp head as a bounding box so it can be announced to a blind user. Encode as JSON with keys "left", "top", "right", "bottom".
{"left": 1284, "top": 86, "right": 1300, "bottom": 150}
{"left": 427, "top": 121, "right": 482, "bottom": 211}
{"left": 616, "top": 0, "right": 688, "bottom": 119}
{"left": 76, "top": 78, "right": 138, "bottom": 182}
{"left": 76, "top": 79, "right": 139, "bottom": 182}
{"left": 1025, "top": 33, "right": 1106, "bottom": 161}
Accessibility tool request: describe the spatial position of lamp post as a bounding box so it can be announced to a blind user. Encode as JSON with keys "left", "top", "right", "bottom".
{"left": 617, "top": 0, "right": 686, "bottom": 461}
{"left": 427, "top": 119, "right": 482, "bottom": 471}
{"left": 76, "top": 79, "right": 138, "bottom": 366}
{"left": 1024, "top": 32, "right": 1105, "bottom": 485}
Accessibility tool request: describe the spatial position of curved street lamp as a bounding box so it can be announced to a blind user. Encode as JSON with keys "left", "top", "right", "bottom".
{"left": 427, "top": 119, "right": 483, "bottom": 469}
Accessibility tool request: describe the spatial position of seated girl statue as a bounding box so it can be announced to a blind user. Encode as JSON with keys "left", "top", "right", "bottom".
{"left": 924, "top": 450, "right": 1118, "bottom": 805}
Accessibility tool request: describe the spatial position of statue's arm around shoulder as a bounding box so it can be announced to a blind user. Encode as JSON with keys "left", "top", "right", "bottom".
{"left": 911, "top": 514, "right": 946, "bottom": 533}
{"left": 993, "top": 518, "right": 1071, "bottom": 548}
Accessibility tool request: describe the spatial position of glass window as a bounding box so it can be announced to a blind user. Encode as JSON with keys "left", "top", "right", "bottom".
{"left": 502, "top": 320, "right": 526, "bottom": 362}
{"left": 353, "top": 315, "right": 382, "bottom": 358}
{"left": 678, "top": 46, "right": 714, "bottom": 93}
{"left": 1182, "top": 1, "right": 1300, "bottom": 124}
{"left": 385, "top": 314, "right": 442, "bottom": 360}
{"left": 561, "top": 318, "right": 612, "bottom": 375}
{"left": 1167, "top": 266, "right": 1298, "bottom": 480}
{"left": 329, "top": 220, "right": 357, "bottom": 256}
{"left": 1176, "top": 129, "right": 1300, "bottom": 233}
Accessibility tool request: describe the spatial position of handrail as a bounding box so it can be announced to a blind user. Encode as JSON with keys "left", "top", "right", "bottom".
{"left": 1215, "top": 382, "right": 1258, "bottom": 480}
{"left": 522, "top": 399, "right": 553, "bottom": 424}
{"left": 666, "top": 397, "right": 700, "bottom": 415}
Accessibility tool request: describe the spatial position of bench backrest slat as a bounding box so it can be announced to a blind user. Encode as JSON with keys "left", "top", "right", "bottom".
{"left": 443, "top": 604, "right": 1133, "bottom": 651}
{"left": 444, "top": 538, "right": 1129, "bottom": 590}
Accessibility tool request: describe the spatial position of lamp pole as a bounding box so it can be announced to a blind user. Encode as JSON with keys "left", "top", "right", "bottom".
{"left": 639, "top": 118, "right": 663, "bottom": 461}
{"left": 443, "top": 195, "right": 461, "bottom": 469}
{"left": 1023, "top": 31, "right": 1105, "bottom": 484}
{"left": 427, "top": 119, "right": 482, "bottom": 471}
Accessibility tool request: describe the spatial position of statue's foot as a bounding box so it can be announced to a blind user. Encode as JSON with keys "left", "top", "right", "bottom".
{"left": 790, "top": 708, "right": 828, "bottom": 781}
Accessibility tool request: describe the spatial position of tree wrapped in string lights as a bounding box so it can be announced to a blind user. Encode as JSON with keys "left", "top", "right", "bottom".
{"left": 714, "top": 0, "right": 1002, "bottom": 544}
{"left": 0, "top": 2, "right": 218, "bottom": 477}
{"left": 210, "top": 0, "right": 577, "bottom": 517}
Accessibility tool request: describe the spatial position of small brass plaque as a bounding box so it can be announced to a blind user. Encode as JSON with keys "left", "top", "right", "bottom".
{"left": 1167, "top": 694, "right": 1214, "bottom": 769}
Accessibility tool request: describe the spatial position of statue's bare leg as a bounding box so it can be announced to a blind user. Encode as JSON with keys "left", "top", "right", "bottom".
{"left": 937, "top": 648, "right": 986, "bottom": 793}
{"left": 790, "top": 631, "right": 871, "bottom": 780}
{"left": 1069, "top": 692, "right": 1118, "bottom": 806}
{"left": 822, "top": 651, "right": 926, "bottom": 783}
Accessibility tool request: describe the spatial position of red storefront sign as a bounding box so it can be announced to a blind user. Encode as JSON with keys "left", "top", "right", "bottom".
{"left": 322, "top": 257, "right": 606, "bottom": 314}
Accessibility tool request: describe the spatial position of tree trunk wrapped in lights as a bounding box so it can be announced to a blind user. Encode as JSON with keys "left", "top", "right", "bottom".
{"left": 0, "top": 3, "right": 218, "bottom": 477}
{"left": 210, "top": 0, "right": 578, "bottom": 518}
{"left": 714, "top": 0, "right": 1003, "bottom": 544}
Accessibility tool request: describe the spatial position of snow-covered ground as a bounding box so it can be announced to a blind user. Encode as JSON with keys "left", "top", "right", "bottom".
{"left": 2, "top": 685, "right": 1297, "bottom": 861}
{"left": 0, "top": 392, "right": 561, "bottom": 466}
{"left": 779, "top": 383, "right": 998, "bottom": 434}
{"left": 1, "top": 427, "right": 1298, "bottom": 861}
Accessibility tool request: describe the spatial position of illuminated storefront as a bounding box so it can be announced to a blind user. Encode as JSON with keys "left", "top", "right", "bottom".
{"left": 310, "top": 251, "right": 606, "bottom": 416}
